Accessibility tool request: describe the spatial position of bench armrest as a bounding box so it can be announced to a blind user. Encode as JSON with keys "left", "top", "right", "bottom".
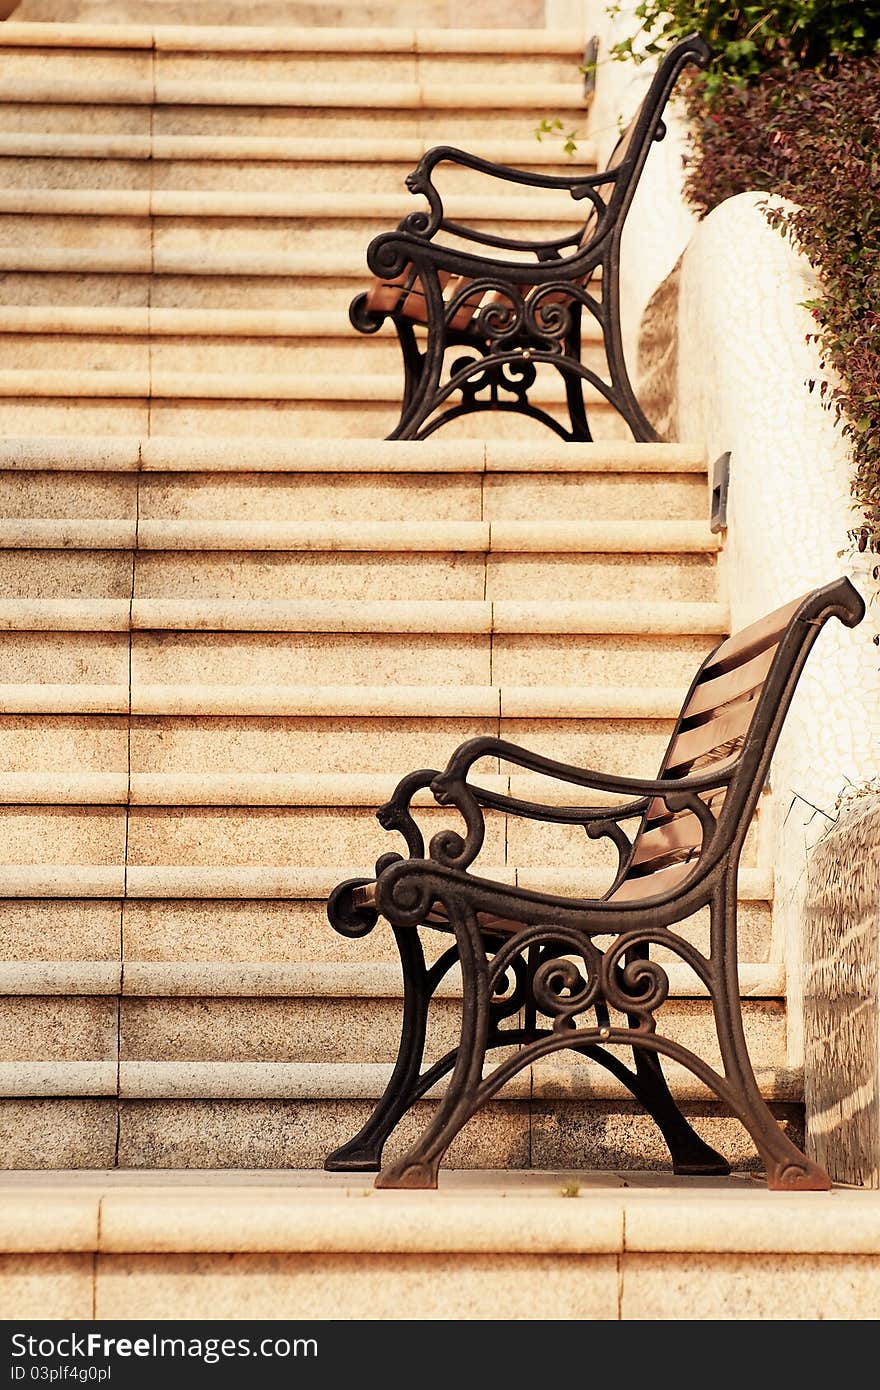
{"left": 433, "top": 734, "right": 732, "bottom": 801}
{"left": 393, "top": 146, "right": 615, "bottom": 247}
{"left": 411, "top": 144, "right": 618, "bottom": 198}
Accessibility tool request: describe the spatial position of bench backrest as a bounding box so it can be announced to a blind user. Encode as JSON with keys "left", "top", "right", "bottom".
{"left": 610, "top": 577, "right": 865, "bottom": 902}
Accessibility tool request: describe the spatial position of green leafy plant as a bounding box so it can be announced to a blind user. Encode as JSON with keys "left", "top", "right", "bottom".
{"left": 681, "top": 59, "right": 880, "bottom": 554}
{"left": 534, "top": 116, "right": 582, "bottom": 157}
{"left": 604, "top": 3, "right": 880, "bottom": 559}
{"left": 608, "top": 1, "right": 880, "bottom": 94}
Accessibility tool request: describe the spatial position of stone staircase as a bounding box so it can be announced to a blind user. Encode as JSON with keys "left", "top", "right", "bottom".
{"left": 0, "top": 14, "right": 799, "bottom": 1190}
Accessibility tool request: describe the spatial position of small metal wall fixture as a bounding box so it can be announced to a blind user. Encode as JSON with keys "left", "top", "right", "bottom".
{"left": 711, "top": 450, "right": 731, "bottom": 533}
{"left": 349, "top": 33, "right": 711, "bottom": 442}
{"left": 326, "top": 579, "right": 864, "bottom": 1190}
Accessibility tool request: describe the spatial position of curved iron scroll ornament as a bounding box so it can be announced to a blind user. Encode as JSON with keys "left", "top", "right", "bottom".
{"left": 348, "top": 33, "right": 713, "bottom": 442}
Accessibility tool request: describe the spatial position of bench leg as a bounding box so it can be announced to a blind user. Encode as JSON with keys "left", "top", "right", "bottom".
{"left": 324, "top": 925, "right": 430, "bottom": 1173}
{"left": 375, "top": 906, "right": 491, "bottom": 1189}
{"left": 602, "top": 248, "right": 661, "bottom": 444}
{"left": 710, "top": 880, "right": 832, "bottom": 1190}
{"left": 630, "top": 1047, "right": 731, "bottom": 1175}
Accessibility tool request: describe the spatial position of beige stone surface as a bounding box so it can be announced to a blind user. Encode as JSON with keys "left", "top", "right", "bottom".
{"left": 531, "top": 1101, "right": 805, "bottom": 1174}
{"left": 621, "top": 1253, "right": 880, "bottom": 1320}
{"left": 484, "top": 471, "right": 706, "bottom": 522}
{"left": 487, "top": 553, "right": 717, "bottom": 603}
{"left": 116, "top": 1097, "right": 529, "bottom": 1169}
{"left": 133, "top": 549, "right": 486, "bottom": 601}
{"left": 0, "top": 714, "right": 127, "bottom": 773}
{"left": 0, "top": 1099, "right": 117, "bottom": 1167}
{"left": 128, "top": 714, "right": 490, "bottom": 775}
{"left": 0, "top": 996, "right": 117, "bottom": 1062}
{"left": 0, "top": 1188, "right": 99, "bottom": 1250}
{"left": 137, "top": 471, "right": 482, "bottom": 522}
{"left": 491, "top": 633, "right": 710, "bottom": 689}
{"left": 123, "top": 898, "right": 401, "bottom": 965}
{"left": 0, "top": 400, "right": 149, "bottom": 437}
{"left": 0, "top": 899, "right": 121, "bottom": 962}
{"left": 498, "top": 717, "right": 673, "bottom": 777}
{"left": 130, "top": 632, "right": 492, "bottom": 688}
{"left": 95, "top": 1249, "right": 617, "bottom": 1319}
{"left": 0, "top": 806, "right": 126, "bottom": 865}
{"left": 120, "top": 995, "right": 464, "bottom": 1063}
{"left": 0, "top": 155, "right": 152, "bottom": 191}
{"left": 0, "top": 1253, "right": 94, "bottom": 1318}
{"left": 0, "top": 469, "right": 137, "bottom": 518}
{"left": 0, "top": 633, "right": 128, "bottom": 685}
{"left": 0, "top": 334, "right": 149, "bottom": 374}
{"left": 0, "top": 549, "right": 132, "bottom": 599}
{"left": 0, "top": 271, "right": 150, "bottom": 309}
{"left": 124, "top": 804, "right": 506, "bottom": 868}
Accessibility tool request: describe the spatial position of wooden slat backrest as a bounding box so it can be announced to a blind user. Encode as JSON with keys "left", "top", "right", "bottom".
{"left": 609, "top": 594, "right": 806, "bottom": 902}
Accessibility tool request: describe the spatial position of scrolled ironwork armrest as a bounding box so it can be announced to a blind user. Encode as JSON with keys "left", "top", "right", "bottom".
{"left": 412, "top": 144, "right": 619, "bottom": 199}
{"left": 434, "top": 734, "right": 735, "bottom": 799}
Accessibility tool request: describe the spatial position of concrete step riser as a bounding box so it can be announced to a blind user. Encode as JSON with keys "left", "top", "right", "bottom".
{"left": 0, "top": 803, "right": 762, "bottom": 872}
{"left": 2, "top": 632, "right": 719, "bottom": 693}
{"left": 0, "top": 1095, "right": 804, "bottom": 1173}
{"left": 0, "top": 50, "right": 586, "bottom": 86}
{"left": 0, "top": 105, "right": 586, "bottom": 142}
{"left": 0, "top": 220, "right": 589, "bottom": 264}
{"left": 0, "top": 550, "right": 716, "bottom": 602}
{"left": 0, "top": 402, "right": 632, "bottom": 442}
{"left": 7, "top": 993, "right": 785, "bottom": 1070}
{"left": 0, "top": 470, "right": 709, "bottom": 524}
{"left": 0, "top": 335, "right": 611, "bottom": 377}
{"left": 0, "top": 155, "right": 582, "bottom": 193}
{"left": 0, "top": 714, "right": 693, "bottom": 780}
{"left": 0, "top": 896, "right": 775, "bottom": 970}
{"left": 0, "top": 800, "right": 765, "bottom": 872}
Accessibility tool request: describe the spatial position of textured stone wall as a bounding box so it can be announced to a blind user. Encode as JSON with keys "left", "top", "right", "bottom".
{"left": 677, "top": 191, "right": 880, "bottom": 1067}
{"left": 804, "top": 796, "right": 880, "bottom": 1185}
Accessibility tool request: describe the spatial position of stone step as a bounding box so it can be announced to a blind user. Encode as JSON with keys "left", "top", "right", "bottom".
{"left": 0, "top": 310, "right": 607, "bottom": 376}
{"left": 0, "top": 764, "right": 739, "bottom": 804}
{"left": 0, "top": 807, "right": 763, "bottom": 876}
{"left": 0, "top": 517, "right": 719, "bottom": 551}
{"left": 3, "top": 557, "right": 714, "bottom": 604}
{"left": 2, "top": 1174, "right": 876, "bottom": 1321}
{"left": 0, "top": 597, "right": 726, "bottom": 631}
{"left": 0, "top": 25, "right": 588, "bottom": 85}
{"left": 0, "top": 863, "right": 773, "bottom": 901}
{"left": 0, "top": 75, "right": 587, "bottom": 111}
{"left": 0, "top": 959, "right": 783, "bottom": 998}
{"left": 0, "top": 879, "right": 774, "bottom": 964}
{"left": 11, "top": 0, "right": 528, "bottom": 23}
{"left": 0, "top": 682, "right": 689, "bottom": 715}
{"left": 0, "top": 268, "right": 606, "bottom": 315}
{"left": 0, "top": 995, "right": 787, "bottom": 1090}
{"left": 0, "top": 186, "right": 588, "bottom": 220}
{"left": 0, "top": 22, "right": 585, "bottom": 56}
{"left": 0, "top": 134, "right": 590, "bottom": 193}
{"left": 0, "top": 710, "right": 703, "bottom": 785}
{"left": 0, "top": 434, "right": 707, "bottom": 473}
{"left": 1, "top": 463, "right": 707, "bottom": 526}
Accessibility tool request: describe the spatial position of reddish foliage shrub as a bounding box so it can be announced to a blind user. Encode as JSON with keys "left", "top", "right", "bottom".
{"left": 681, "top": 60, "right": 880, "bottom": 551}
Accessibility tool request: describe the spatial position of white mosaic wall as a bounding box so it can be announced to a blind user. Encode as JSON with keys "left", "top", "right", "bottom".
{"left": 676, "top": 190, "right": 880, "bottom": 1064}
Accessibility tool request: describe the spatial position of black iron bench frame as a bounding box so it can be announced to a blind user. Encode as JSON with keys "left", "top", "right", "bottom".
{"left": 348, "top": 32, "right": 710, "bottom": 443}
{"left": 326, "top": 577, "right": 864, "bottom": 1190}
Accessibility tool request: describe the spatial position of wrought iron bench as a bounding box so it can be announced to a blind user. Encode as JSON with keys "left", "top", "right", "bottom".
{"left": 348, "top": 32, "right": 710, "bottom": 442}
{"left": 326, "top": 577, "right": 865, "bottom": 1189}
